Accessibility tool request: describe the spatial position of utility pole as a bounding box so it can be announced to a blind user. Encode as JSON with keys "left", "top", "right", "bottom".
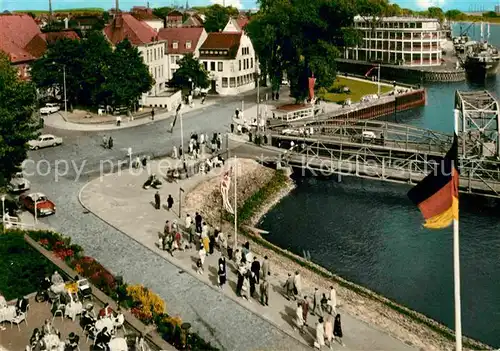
{"left": 377, "top": 64, "right": 381, "bottom": 97}
{"left": 63, "top": 65, "right": 67, "bottom": 119}
{"left": 48, "top": 0, "right": 53, "bottom": 21}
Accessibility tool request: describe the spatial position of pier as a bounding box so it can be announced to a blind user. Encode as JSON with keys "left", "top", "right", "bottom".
{"left": 257, "top": 90, "right": 500, "bottom": 198}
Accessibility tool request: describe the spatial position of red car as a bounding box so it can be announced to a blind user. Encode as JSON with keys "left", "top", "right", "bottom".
{"left": 19, "top": 193, "right": 56, "bottom": 216}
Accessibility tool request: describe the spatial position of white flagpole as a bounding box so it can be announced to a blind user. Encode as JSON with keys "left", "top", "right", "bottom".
{"left": 233, "top": 156, "right": 238, "bottom": 251}
{"left": 377, "top": 64, "right": 381, "bottom": 97}
{"left": 453, "top": 108, "right": 462, "bottom": 351}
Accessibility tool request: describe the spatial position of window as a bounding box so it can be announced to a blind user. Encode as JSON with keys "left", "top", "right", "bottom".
{"left": 175, "top": 56, "right": 180, "bottom": 63}
{"left": 186, "top": 41, "right": 192, "bottom": 49}
{"left": 154, "top": 48, "right": 157, "bottom": 61}
{"left": 218, "top": 62, "right": 223, "bottom": 71}
{"left": 237, "top": 77, "right": 240, "bottom": 86}
{"left": 160, "top": 47, "right": 163, "bottom": 58}
{"left": 173, "top": 41, "right": 178, "bottom": 49}
{"left": 210, "top": 62, "right": 215, "bottom": 71}
{"left": 251, "top": 57, "right": 253, "bottom": 68}
{"left": 230, "top": 77, "right": 236, "bottom": 87}
{"left": 222, "top": 77, "right": 228, "bottom": 87}
{"left": 239, "top": 60, "right": 241, "bottom": 71}
{"left": 203, "top": 61, "right": 208, "bottom": 70}
{"left": 243, "top": 60, "right": 246, "bottom": 70}
{"left": 171, "top": 56, "right": 175, "bottom": 64}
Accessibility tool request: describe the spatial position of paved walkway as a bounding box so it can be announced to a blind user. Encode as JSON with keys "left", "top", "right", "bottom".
{"left": 78, "top": 158, "right": 416, "bottom": 351}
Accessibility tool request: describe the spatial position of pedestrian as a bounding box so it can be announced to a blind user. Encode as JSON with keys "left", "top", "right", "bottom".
{"left": 262, "top": 256, "right": 270, "bottom": 278}
{"left": 236, "top": 261, "right": 246, "bottom": 296}
{"left": 167, "top": 195, "right": 174, "bottom": 211}
{"left": 200, "top": 133, "right": 205, "bottom": 144}
{"left": 154, "top": 191, "right": 161, "bottom": 210}
{"left": 163, "top": 220, "right": 171, "bottom": 236}
{"left": 173, "top": 231, "right": 182, "bottom": 252}
{"left": 293, "top": 271, "right": 302, "bottom": 297}
{"left": 260, "top": 273, "right": 270, "bottom": 306}
{"left": 284, "top": 273, "right": 295, "bottom": 300}
{"left": 312, "top": 287, "right": 323, "bottom": 316}
{"left": 235, "top": 109, "right": 240, "bottom": 118}
{"left": 294, "top": 302, "right": 304, "bottom": 333}
{"left": 217, "top": 257, "right": 227, "bottom": 288}
{"left": 209, "top": 232, "right": 216, "bottom": 254}
{"left": 201, "top": 228, "right": 209, "bottom": 253}
{"left": 185, "top": 214, "right": 192, "bottom": 231}
{"left": 315, "top": 317, "right": 325, "bottom": 349}
{"left": 328, "top": 286, "right": 337, "bottom": 315}
{"left": 108, "top": 136, "right": 113, "bottom": 149}
{"left": 249, "top": 271, "right": 257, "bottom": 298}
{"left": 234, "top": 249, "right": 242, "bottom": 266}
{"left": 172, "top": 145, "right": 178, "bottom": 159}
{"left": 251, "top": 257, "right": 261, "bottom": 284}
{"left": 241, "top": 276, "right": 250, "bottom": 300}
{"left": 321, "top": 293, "right": 329, "bottom": 314}
{"left": 216, "top": 133, "right": 222, "bottom": 150}
{"left": 324, "top": 313, "right": 334, "bottom": 349}
{"left": 195, "top": 212, "right": 202, "bottom": 233}
{"left": 197, "top": 246, "right": 206, "bottom": 274}
{"left": 301, "top": 296, "right": 310, "bottom": 326}
{"left": 333, "top": 314, "right": 344, "bottom": 346}
{"left": 151, "top": 108, "right": 155, "bottom": 120}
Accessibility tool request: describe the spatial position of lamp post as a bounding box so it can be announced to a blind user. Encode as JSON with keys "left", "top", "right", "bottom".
{"left": 52, "top": 62, "right": 67, "bottom": 119}
{"left": 179, "top": 187, "right": 184, "bottom": 219}
{"left": 1, "top": 195, "right": 5, "bottom": 233}
{"left": 34, "top": 197, "right": 38, "bottom": 224}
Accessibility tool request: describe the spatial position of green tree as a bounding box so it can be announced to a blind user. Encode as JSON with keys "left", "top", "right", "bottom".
{"left": 104, "top": 39, "right": 154, "bottom": 109}
{"left": 445, "top": 9, "right": 466, "bottom": 20}
{"left": 427, "top": 7, "right": 445, "bottom": 22}
{"left": 0, "top": 54, "right": 39, "bottom": 186}
{"left": 170, "top": 54, "right": 209, "bottom": 91}
{"left": 152, "top": 7, "right": 173, "bottom": 20}
{"left": 204, "top": 5, "right": 239, "bottom": 32}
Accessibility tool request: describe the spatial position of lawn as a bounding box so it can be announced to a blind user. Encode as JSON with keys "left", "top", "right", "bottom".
{"left": 0, "top": 232, "right": 55, "bottom": 300}
{"left": 319, "top": 76, "right": 392, "bottom": 104}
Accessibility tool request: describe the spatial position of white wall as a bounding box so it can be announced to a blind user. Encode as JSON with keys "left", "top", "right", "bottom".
{"left": 138, "top": 41, "right": 168, "bottom": 96}
{"left": 200, "top": 33, "right": 257, "bottom": 95}
{"left": 141, "top": 89, "right": 182, "bottom": 110}
{"left": 144, "top": 19, "right": 164, "bottom": 32}
{"left": 223, "top": 18, "right": 240, "bottom": 32}
{"left": 165, "top": 30, "right": 208, "bottom": 81}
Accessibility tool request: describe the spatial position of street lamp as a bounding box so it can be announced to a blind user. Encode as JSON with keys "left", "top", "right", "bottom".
{"left": 52, "top": 62, "right": 67, "bottom": 119}
{"left": 1, "top": 195, "right": 5, "bottom": 233}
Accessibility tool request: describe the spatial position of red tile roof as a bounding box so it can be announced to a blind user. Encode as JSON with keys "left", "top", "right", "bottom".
{"left": 167, "top": 10, "right": 183, "bottom": 17}
{"left": 0, "top": 14, "right": 41, "bottom": 63}
{"left": 44, "top": 30, "right": 80, "bottom": 43}
{"left": 104, "top": 14, "right": 159, "bottom": 46}
{"left": 183, "top": 15, "right": 203, "bottom": 27}
{"left": 200, "top": 32, "right": 241, "bottom": 52}
{"left": 23, "top": 34, "right": 47, "bottom": 59}
{"left": 236, "top": 17, "right": 249, "bottom": 30}
{"left": 132, "top": 12, "right": 162, "bottom": 21}
{"left": 158, "top": 27, "right": 204, "bottom": 55}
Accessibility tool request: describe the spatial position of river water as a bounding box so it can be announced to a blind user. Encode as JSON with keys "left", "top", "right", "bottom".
{"left": 259, "top": 23, "right": 500, "bottom": 347}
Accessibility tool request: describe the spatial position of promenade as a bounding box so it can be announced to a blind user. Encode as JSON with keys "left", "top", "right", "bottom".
{"left": 78, "top": 156, "right": 416, "bottom": 351}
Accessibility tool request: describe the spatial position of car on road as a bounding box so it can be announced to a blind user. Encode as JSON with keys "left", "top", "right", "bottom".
{"left": 39, "top": 103, "right": 61, "bottom": 115}
{"left": 19, "top": 193, "right": 56, "bottom": 217}
{"left": 28, "top": 134, "right": 63, "bottom": 150}
{"left": 8, "top": 172, "right": 30, "bottom": 192}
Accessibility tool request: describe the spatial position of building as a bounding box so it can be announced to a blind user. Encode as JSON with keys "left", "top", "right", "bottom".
{"left": 0, "top": 14, "right": 79, "bottom": 79}
{"left": 496, "top": 5, "right": 500, "bottom": 14}
{"left": 183, "top": 14, "right": 204, "bottom": 27}
{"left": 345, "top": 16, "right": 442, "bottom": 66}
{"left": 131, "top": 7, "right": 164, "bottom": 32}
{"left": 104, "top": 13, "right": 168, "bottom": 101}
{"left": 198, "top": 28, "right": 257, "bottom": 95}
{"left": 166, "top": 10, "right": 183, "bottom": 28}
{"left": 158, "top": 27, "right": 207, "bottom": 81}
{"left": 223, "top": 16, "right": 249, "bottom": 33}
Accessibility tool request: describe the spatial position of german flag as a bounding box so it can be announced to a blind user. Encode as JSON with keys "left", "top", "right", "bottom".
{"left": 408, "top": 134, "right": 459, "bottom": 229}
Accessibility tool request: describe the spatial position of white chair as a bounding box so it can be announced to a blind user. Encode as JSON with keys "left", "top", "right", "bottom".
{"left": 53, "top": 304, "right": 65, "bottom": 322}
{"left": 10, "top": 312, "right": 28, "bottom": 331}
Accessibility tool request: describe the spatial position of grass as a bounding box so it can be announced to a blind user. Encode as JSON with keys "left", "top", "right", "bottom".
{"left": 0, "top": 232, "right": 56, "bottom": 300}
{"left": 320, "top": 76, "right": 392, "bottom": 103}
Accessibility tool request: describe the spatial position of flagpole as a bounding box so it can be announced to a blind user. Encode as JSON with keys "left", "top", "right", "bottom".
{"left": 377, "top": 64, "right": 381, "bottom": 97}
{"left": 233, "top": 156, "right": 238, "bottom": 252}
{"left": 453, "top": 108, "right": 462, "bottom": 351}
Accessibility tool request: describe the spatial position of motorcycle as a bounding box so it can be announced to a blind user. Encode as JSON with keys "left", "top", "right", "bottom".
{"left": 143, "top": 174, "right": 162, "bottom": 189}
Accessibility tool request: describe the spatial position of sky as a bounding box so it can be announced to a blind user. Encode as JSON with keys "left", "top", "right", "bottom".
{"left": 0, "top": 0, "right": 498, "bottom": 13}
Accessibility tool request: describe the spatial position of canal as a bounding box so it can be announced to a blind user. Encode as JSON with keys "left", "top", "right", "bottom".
{"left": 259, "top": 23, "right": 500, "bottom": 347}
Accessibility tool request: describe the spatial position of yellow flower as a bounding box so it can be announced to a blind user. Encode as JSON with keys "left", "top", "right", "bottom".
{"left": 126, "top": 284, "right": 166, "bottom": 316}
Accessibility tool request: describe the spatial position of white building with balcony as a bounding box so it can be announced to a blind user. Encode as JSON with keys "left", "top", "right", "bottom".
{"left": 345, "top": 16, "right": 442, "bottom": 66}
{"left": 198, "top": 29, "right": 257, "bottom": 95}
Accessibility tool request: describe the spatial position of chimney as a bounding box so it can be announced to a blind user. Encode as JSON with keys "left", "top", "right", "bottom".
{"left": 115, "top": 0, "right": 119, "bottom": 18}
{"left": 64, "top": 17, "right": 69, "bottom": 29}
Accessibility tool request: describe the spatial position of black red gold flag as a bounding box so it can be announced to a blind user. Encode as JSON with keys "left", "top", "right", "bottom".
{"left": 407, "top": 134, "right": 459, "bottom": 229}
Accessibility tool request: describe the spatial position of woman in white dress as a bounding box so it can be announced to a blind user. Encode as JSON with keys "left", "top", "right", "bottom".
{"left": 315, "top": 317, "right": 325, "bottom": 349}
{"left": 294, "top": 302, "right": 304, "bottom": 333}
{"left": 324, "top": 314, "right": 334, "bottom": 349}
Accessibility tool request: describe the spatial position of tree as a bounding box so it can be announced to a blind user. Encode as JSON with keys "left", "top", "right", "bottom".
{"left": 104, "top": 39, "right": 154, "bottom": 109}
{"left": 427, "top": 7, "right": 445, "bottom": 22}
{"left": 445, "top": 9, "right": 466, "bottom": 20}
{"left": 0, "top": 54, "right": 39, "bottom": 186}
{"left": 204, "top": 5, "right": 239, "bottom": 32}
{"left": 152, "top": 6, "right": 173, "bottom": 21}
{"left": 170, "top": 54, "right": 209, "bottom": 91}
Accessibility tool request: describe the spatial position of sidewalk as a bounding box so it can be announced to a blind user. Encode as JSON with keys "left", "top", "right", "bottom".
{"left": 78, "top": 158, "right": 416, "bottom": 351}
{"left": 42, "top": 99, "right": 219, "bottom": 132}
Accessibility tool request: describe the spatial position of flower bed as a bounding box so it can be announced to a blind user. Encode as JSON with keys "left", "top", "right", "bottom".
{"left": 8, "top": 229, "right": 217, "bottom": 350}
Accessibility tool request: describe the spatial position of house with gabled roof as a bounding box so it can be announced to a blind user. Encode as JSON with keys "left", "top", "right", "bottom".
{"left": 0, "top": 14, "right": 79, "bottom": 80}
{"left": 104, "top": 13, "right": 171, "bottom": 106}
{"left": 223, "top": 16, "right": 249, "bottom": 33}
{"left": 158, "top": 26, "right": 207, "bottom": 81}
{"left": 166, "top": 10, "right": 183, "bottom": 28}
{"left": 183, "top": 14, "right": 203, "bottom": 28}
{"left": 198, "top": 19, "right": 257, "bottom": 95}
{"left": 131, "top": 7, "right": 164, "bottom": 32}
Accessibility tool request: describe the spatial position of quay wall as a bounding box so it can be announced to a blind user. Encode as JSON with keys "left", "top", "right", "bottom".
{"left": 337, "top": 59, "right": 466, "bottom": 83}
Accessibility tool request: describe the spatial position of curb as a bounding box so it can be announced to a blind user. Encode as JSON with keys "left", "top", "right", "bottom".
{"left": 77, "top": 178, "right": 315, "bottom": 350}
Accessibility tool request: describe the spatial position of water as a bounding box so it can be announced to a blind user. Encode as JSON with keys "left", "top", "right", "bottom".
{"left": 258, "top": 24, "right": 500, "bottom": 347}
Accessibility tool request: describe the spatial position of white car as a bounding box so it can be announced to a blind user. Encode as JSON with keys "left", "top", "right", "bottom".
{"left": 28, "top": 134, "right": 63, "bottom": 150}
{"left": 39, "top": 103, "right": 61, "bottom": 115}
{"left": 8, "top": 172, "right": 30, "bottom": 192}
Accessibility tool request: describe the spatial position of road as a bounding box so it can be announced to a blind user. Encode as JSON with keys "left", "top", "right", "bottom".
{"left": 23, "top": 90, "right": 313, "bottom": 351}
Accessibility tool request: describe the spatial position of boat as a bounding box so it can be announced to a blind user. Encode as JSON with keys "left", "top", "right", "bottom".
{"left": 463, "top": 41, "right": 500, "bottom": 78}
{"left": 452, "top": 35, "right": 469, "bottom": 54}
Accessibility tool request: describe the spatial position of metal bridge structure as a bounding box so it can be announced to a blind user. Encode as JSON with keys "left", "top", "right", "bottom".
{"left": 267, "top": 90, "right": 500, "bottom": 198}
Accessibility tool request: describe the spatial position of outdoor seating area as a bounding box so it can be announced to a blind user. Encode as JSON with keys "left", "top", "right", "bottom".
{"left": 1, "top": 270, "right": 148, "bottom": 351}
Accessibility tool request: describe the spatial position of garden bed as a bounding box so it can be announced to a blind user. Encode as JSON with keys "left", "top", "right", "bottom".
{"left": 5, "top": 229, "right": 217, "bottom": 350}
{"left": 318, "top": 76, "right": 392, "bottom": 103}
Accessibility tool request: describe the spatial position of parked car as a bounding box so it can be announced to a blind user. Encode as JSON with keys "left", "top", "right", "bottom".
{"left": 19, "top": 193, "right": 56, "bottom": 216}
{"left": 28, "top": 134, "right": 63, "bottom": 150}
{"left": 8, "top": 172, "right": 31, "bottom": 192}
{"left": 39, "top": 103, "right": 61, "bottom": 115}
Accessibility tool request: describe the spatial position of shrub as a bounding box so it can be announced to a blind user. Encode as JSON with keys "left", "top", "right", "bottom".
{"left": 126, "top": 284, "right": 165, "bottom": 324}
{"left": 72, "top": 256, "right": 116, "bottom": 293}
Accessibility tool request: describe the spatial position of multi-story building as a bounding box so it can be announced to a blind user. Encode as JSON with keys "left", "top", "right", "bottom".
{"left": 198, "top": 29, "right": 257, "bottom": 95}
{"left": 131, "top": 6, "right": 164, "bottom": 32}
{"left": 158, "top": 27, "right": 207, "bottom": 81}
{"left": 104, "top": 13, "right": 168, "bottom": 99}
{"left": 345, "top": 16, "right": 442, "bottom": 66}
{"left": 166, "top": 10, "right": 183, "bottom": 28}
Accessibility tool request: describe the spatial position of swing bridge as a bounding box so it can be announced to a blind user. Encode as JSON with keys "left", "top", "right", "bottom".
{"left": 263, "top": 90, "right": 500, "bottom": 198}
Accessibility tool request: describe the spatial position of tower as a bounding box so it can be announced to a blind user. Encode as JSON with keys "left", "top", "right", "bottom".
{"left": 48, "top": 0, "right": 52, "bottom": 21}
{"left": 115, "top": 0, "right": 119, "bottom": 17}
{"left": 185, "top": 0, "right": 189, "bottom": 9}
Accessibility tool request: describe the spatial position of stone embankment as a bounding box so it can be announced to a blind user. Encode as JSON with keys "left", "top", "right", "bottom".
{"left": 185, "top": 159, "right": 491, "bottom": 351}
